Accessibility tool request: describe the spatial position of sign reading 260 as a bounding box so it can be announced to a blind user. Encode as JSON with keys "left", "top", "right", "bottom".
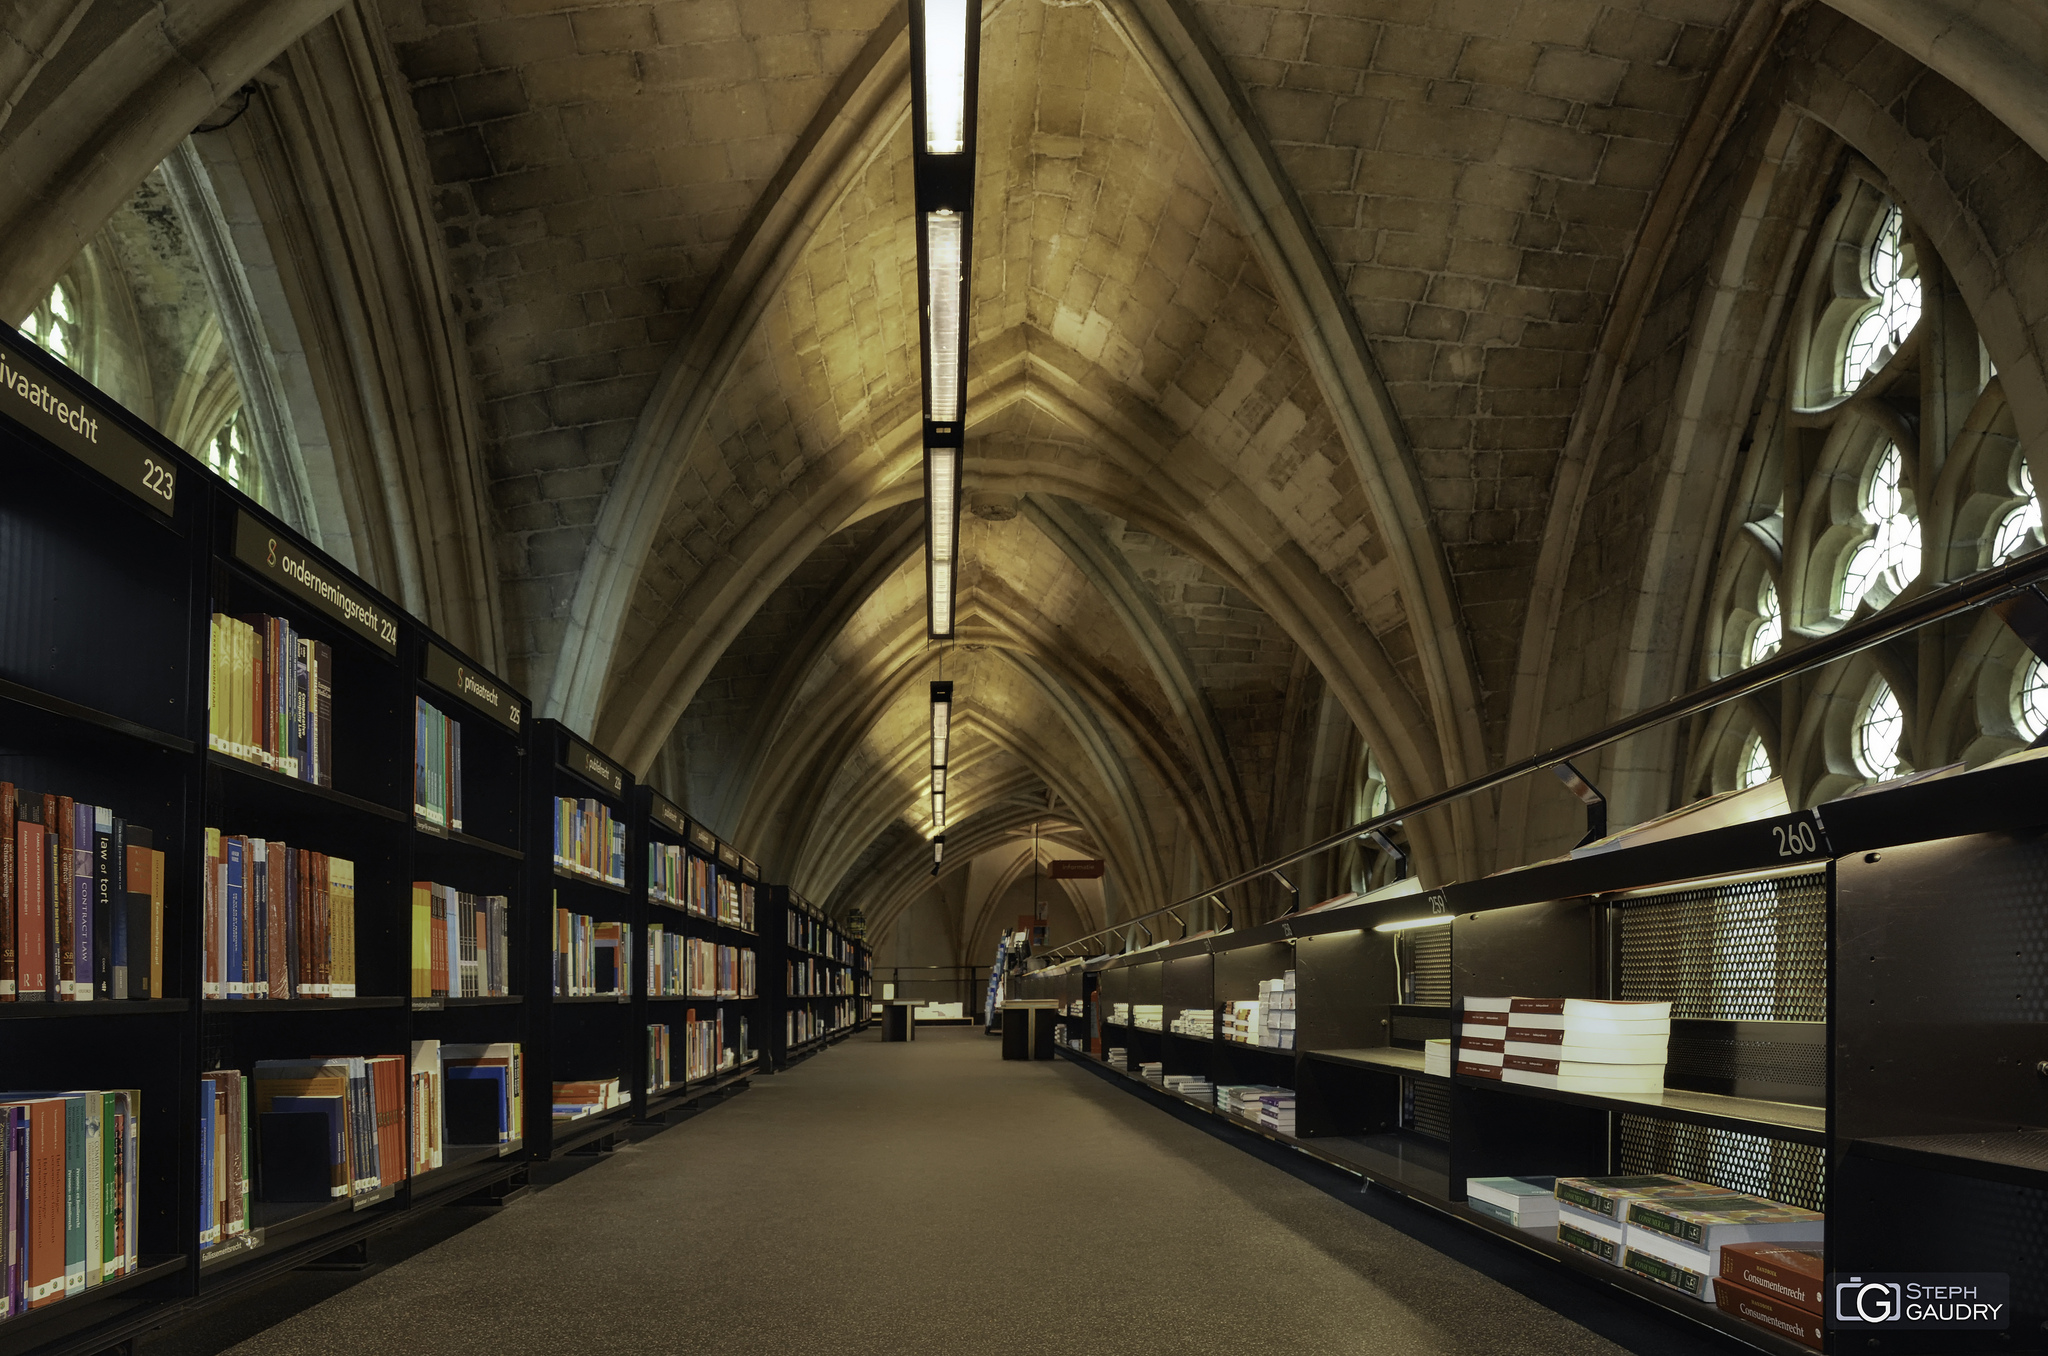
{"left": 1768, "top": 810, "right": 1831, "bottom": 861}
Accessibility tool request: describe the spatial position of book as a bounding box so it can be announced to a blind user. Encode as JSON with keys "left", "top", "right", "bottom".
{"left": 1554, "top": 1174, "right": 1706, "bottom": 1221}
{"left": 1719, "top": 1241, "right": 1824, "bottom": 1312}
{"left": 1626, "top": 1193, "right": 1824, "bottom": 1252}
{"left": 1466, "top": 1176, "right": 1560, "bottom": 1227}
{"left": 1557, "top": 1210, "right": 1624, "bottom": 1264}
{"left": 1715, "top": 1273, "right": 1825, "bottom": 1349}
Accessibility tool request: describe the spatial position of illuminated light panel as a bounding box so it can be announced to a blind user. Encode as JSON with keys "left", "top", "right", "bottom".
{"left": 930, "top": 680, "right": 952, "bottom": 770}
{"left": 1373, "top": 914, "right": 1454, "bottom": 933}
{"left": 922, "top": 0, "right": 969, "bottom": 154}
{"left": 925, "top": 212, "right": 963, "bottom": 422}
{"left": 931, "top": 791, "right": 946, "bottom": 828}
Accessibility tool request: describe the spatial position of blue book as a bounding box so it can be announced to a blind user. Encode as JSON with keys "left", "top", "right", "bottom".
{"left": 199, "top": 1079, "right": 216, "bottom": 1245}
{"left": 225, "top": 837, "right": 245, "bottom": 998}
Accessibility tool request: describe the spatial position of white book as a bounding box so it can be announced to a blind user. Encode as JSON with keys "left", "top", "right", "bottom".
{"left": 1463, "top": 996, "right": 1512, "bottom": 1013}
{"left": 1502, "top": 1066, "right": 1665, "bottom": 1094}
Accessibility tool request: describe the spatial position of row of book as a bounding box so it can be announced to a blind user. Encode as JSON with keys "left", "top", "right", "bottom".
{"left": 412, "top": 699, "right": 464, "bottom": 832}
{"left": 1118, "top": 1003, "right": 1163, "bottom": 1030}
{"left": 785, "top": 912, "right": 850, "bottom": 961}
{"left": 0, "top": 1090, "right": 140, "bottom": 1316}
{"left": 0, "top": 785, "right": 162, "bottom": 1001}
{"left": 1224, "top": 974, "right": 1297, "bottom": 1049}
{"left": 683, "top": 1010, "right": 751, "bottom": 1082}
{"left": 552, "top": 1078, "right": 623, "bottom": 1122}
{"left": 203, "top": 832, "right": 357, "bottom": 999}
{"left": 785, "top": 1001, "right": 854, "bottom": 1047}
{"left": 786, "top": 956, "right": 851, "bottom": 996}
{"left": 554, "top": 909, "right": 628, "bottom": 996}
{"left": 1465, "top": 1173, "right": 1824, "bottom": 1347}
{"left": 646, "top": 928, "right": 756, "bottom": 998}
{"left": 207, "top": 612, "right": 334, "bottom": 786}
{"left": 1457, "top": 997, "right": 1670, "bottom": 1093}
{"left": 410, "top": 884, "right": 511, "bottom": 998}
{"left": 1170, "top": 1008, "right": 1214, "bottom": 1039}
{"left": 647, "top": 1024, "right": 673, "bottom": 1089}
{"left": 553, "top": 797, "right": 625, "bottom": 887}
{"left": 648, "top": 844, "right": 715, "bottom": 916}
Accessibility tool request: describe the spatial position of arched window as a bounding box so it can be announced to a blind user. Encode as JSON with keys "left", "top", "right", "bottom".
{"left": 22, "top": 280, "right": 79, "bottom": 368}
{"left": 1853, "top": 681, "right": 1905, "bottom": 781}
{"left": 1993, "top": 461, "right": 2040, "bottom": 563}
{"left": 207, "top": 411, "right": 257, "bottom": 494}
{"left": 1837, "top": 444, "right": 1918, "bottom": 614}
{"left": 2013, "top": 656, "right": 2048, "bottom": 743}
{"left": 1739, "top": 735, "right": 1773, "bottom": 789}
{"left": 1747, "top": 580, "right": 1782, "bottom": 666}
{"left": 1842, "top": 204, "right": 1920, "bottom": 393}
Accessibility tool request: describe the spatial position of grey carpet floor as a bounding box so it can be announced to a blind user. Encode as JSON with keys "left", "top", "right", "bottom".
{"left": 215, "top": 1028, "right": 1634, "bottom": 1356}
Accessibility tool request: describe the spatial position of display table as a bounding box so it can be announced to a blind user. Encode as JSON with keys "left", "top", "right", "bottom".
{"left": 999, "top": 999, "right": 1063, "bottom": 1060}
{"left": 881, "top": 1000, "right": 919, "bottom": 1042}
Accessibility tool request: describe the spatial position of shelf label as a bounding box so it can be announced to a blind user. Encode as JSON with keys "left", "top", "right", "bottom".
{"left": 0, "top": 333, "right": 174, "bottom": 517}
{"left": 234, "top": 511, "right": 398, "bottom": 654}
{"left": 1764, "top": 808, "right": 1832, "bottom": 863}
{"left": 717, "top": 843, "right": 740, "bottom": 869}
{"left": 649, "top": 791, "right": 687, "bottom": 836}
{"left": 565, "top": 736, "right": 622, "bottom": 794}
{"left": 690, "top": 823, "right": 717, "bottom": 854}
{"left": 423, "top": 643, "right": 522, "bottom": 732}
{"left": 741, "top": 855, "right": 757, "bottom": 878}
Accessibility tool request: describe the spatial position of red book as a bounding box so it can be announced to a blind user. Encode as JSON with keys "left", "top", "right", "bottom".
{"left": 1719, "top": 1242, "right": 1824, "bottom": 1313}
{"left": 431, "top": 889, "right": 448, "bottom": 998}
{"left": 1461, "top": 1010, "right": 1507, "bottom": 1028}
{"left": 1504, "top": 1054, "right": 1561, "bottom": 1075}
{"left": 0, "top": 781, "right": 13, "bottom": 1000}
{"left": 52, "top": 794, "right": 71, "bottom": 999}
{"left": 1506, "top": 1026, "right": 1564, "bottom": 1045}
{"left": 16, "top": 812, "right": 45, "bottom": 999}
{"left": 1715, "top": 1275, "right": 1823, "bottom": 1350}
{"left": 5, "top": 1097, "right": 66, "bottom": 1306}
{"left": 1458, "top": 1035, "right": 1504, "bottom": 1053}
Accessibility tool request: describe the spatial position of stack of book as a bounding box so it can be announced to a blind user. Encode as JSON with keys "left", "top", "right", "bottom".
{"left": 1170, "top": 1008, "right": 1214, "bottom": 1039}
{"left": 410, "top": 883, "right": 510, "bottom": 998}
{"left": 551, "top": 1078, "right": 622, "bottom": 1121}
{"left": 412, "top": 699, "right": 462, "bottom": 832}
{"left": 1217, "top": 1084, "right": 1290, "bottom": 1119}
{"left": 204, "top": 833, "right": 355, "bottom": 999}
{"left": 1106, "top": 1048, "right": 1129, "bottom": 1070}
{"left": 1257, "top": 973, "right": 1297, "bottom": 1049}
{"left": 0, "top": 1089, "right": 141, "bottom": 1314}
{"left": 553, "top": 797, "right": 624, "bottom": 886}
{"left": 1224, "top": 1001, "right": 1263, "bottom": 1044}
{"left": 1, "top": 785, "right": 164, "bottom": 1002}
{"left": 1553, "top": 1174, "right": 1706, "bottom": 1266}
{"left": 553, "top": 910, "right": 628, "bottom": 996}
{"left": 1258, "top": 1092, "right": 1296, "bottom": 1134}
{"left": 207, "top": 612, "right": 332, "bottom": 785}
{"left": 1424, "top": 1038, "right": 1451, "bottom": 1077}
{"left": 1163, "top": 1073, "right": 1212, "bottom": 1101}
{"left": 1465, "top": 1176, "right": 1559, "bottom": 1229}
{"left": 1623, "top": 1189, "right": 1823, "bottom": 1304}
{"left": 1458, "top": 997, "right": 1670, "bottom": 1093}
{"left": 250, "top": 1056, "right": 408, "bottom": 1207}
{"left": 1140, "top": 1061, "right": 1165, "bottom": 1085}
{"left": 1131, "top": 1003, "right": 1164, "bottom": 1031}
{"left": 1716, "top": 1242, "right": 1824, "bottom": 1349}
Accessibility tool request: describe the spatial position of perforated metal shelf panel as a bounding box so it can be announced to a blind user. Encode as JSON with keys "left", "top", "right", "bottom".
{"left": 1618, "top": 1113, "right": 1826, "bottom": 1212}
{"left": 1618, "top": 871, "right": 1827, "bottom": 1021}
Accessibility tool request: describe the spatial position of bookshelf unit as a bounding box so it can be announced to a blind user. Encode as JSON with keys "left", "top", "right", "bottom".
{"left": 0, "top": 325, "right": 537, "bottom": 1356}
{"left": 636, "top": 788, "right": 760, "bottom": 1115}
{"left": 524, "top": 720, "right": 636, "bottom": 1157}
{"left": 763, "top": 886, "right": 858, "bottom": 1069}
{"left": 1033, "top": 756, "right": 2048, "bottom": 1355}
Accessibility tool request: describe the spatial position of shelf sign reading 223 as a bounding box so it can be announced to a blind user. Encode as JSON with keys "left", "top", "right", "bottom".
{"left": 234, "top": 511, "right": 399, "bottom": 655}
{"left": 1, "top": 333, "right": 173, "bottom": 517}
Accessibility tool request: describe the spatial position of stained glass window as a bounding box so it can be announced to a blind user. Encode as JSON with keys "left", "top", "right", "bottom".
{"left": 2015, "top": 657, "right": 2048, "bottom": 742}
{"left": 1842, "top": 205, "right": 1921, "bottom": 392}
{"left": 1853, "top": 681, "right": 1904, "bottom": 781}
{"left": 1994, "top": 461, "right": 2040, "bottom": 563}
{"left": 23, "top": 281, "right": 78, "bottom": 368}
{"left": 1748, "top": 579, "right": 1782, "bottom": 666}
{"left": 1838, "top": 443, "right": 1919, "bottom": 614}
{"left": 1740, "top": 735, "right": 1772, "bottom": 789}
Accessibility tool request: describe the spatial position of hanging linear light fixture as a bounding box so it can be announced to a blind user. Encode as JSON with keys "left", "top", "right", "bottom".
{"left": 931, "top": 834, "right": 947, "bottom": 876}
{"left": 930, "top": 680, "right": 953, "bottom": 829}
{"left": 910, "top": 0, "right": 981, "bottom": 639}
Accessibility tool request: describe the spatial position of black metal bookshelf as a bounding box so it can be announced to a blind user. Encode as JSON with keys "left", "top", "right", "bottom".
{"left": 1022, "top": 760, "right": 2048, "bottom": 1356}
{"left": 763, "top": 885, "right": 859, "bottom": 1068}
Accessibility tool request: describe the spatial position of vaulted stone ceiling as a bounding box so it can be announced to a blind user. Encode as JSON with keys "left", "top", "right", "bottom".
{"left": 360, "top": 0, "right": 1769, "bottom": 935}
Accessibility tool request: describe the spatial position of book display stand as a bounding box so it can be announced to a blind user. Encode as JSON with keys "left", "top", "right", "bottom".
{"left": 0, "top": 326, "right": 863, "bottom": 1355}
{"left": 1025, "top": 758, "right": 2048, "bottom": 1355}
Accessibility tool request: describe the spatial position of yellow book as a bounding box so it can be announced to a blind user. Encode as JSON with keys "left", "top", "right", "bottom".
{"left": 330, "top": 858, "right": 355, "bottom": 997}
{"left": 207, "top": 616, "right": 224, "bottom": 753}
{"left": 411, "top": 883, "right": 431, "bottom": 997}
